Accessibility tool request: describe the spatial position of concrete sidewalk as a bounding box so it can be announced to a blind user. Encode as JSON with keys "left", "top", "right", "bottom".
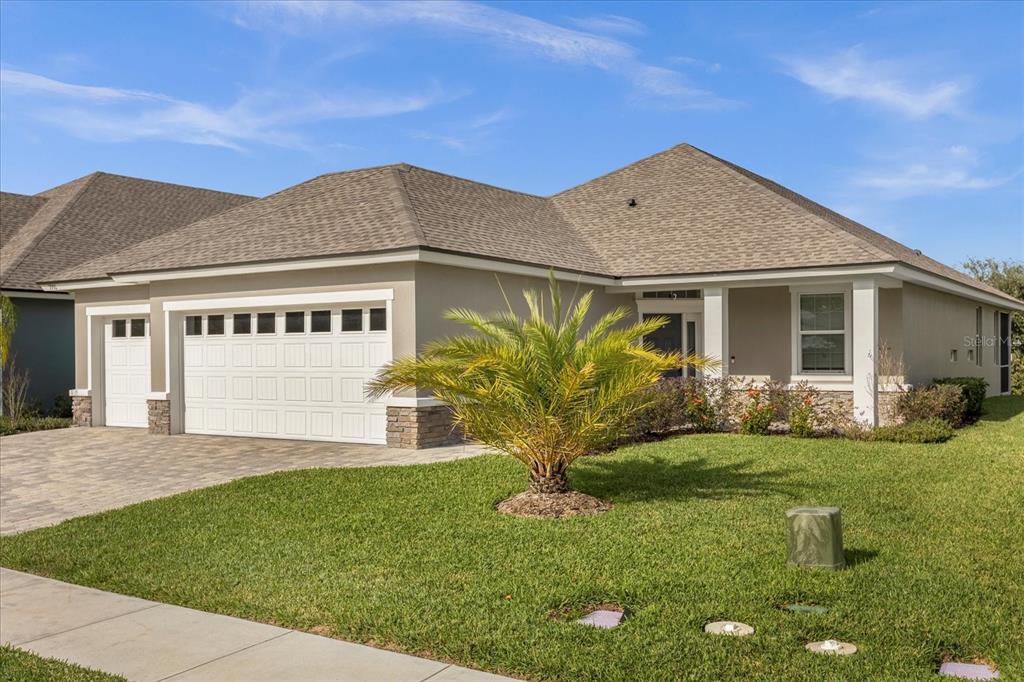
{"left": 0, "top": 568, "right": 514, "bottom": 682}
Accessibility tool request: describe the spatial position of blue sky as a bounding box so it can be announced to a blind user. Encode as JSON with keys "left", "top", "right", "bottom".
{"left": 1, "top": 1, "right": 1021, "bottom": 268}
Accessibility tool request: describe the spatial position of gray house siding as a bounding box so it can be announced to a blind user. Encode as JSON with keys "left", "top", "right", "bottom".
{"left": 9, "top": 296, "right": 74, "bottom": 414}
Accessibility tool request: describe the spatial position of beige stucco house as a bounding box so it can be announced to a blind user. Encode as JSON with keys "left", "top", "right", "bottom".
{"left": 1, "top": 174, "right": 253, "bottom": 413}
{"left": 41, "top": 144, "right": 1022, "bottom": 447}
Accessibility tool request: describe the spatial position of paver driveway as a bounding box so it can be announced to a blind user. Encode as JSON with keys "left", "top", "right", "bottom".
{"left": 0, "top": 427, "right": 485, "bottom": 535}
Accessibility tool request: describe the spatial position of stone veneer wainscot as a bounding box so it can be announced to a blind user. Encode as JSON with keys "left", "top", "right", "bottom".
{"left": 386, "top": 405, "right": 463, "bottom": 449}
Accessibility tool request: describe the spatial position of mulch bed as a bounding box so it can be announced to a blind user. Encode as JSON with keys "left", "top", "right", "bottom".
{"left": 496, "top": 491, "right": 612, "bottom": 519}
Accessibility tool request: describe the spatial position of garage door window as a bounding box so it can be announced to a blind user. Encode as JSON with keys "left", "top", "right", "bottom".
{"left": 185, "top": 316, "right": 202, "bottom": 336}
{"left": 233, "top": 313, "right": 251, "bottom": 335}
{"left": 130, "top": 318, "right": 146, "bottom": 337}
{"left": 285, "top": 311, "right": 305, "bottom": 334}
{"left": 207, "top": 315, "right": 225, "bottom": 335}
{"left": 311, "top": 310, "right": 331, "bottom": 333}
{"left": 257, "top": 312, "right": 276, "bottom": 334}
{"left": 113, "top": 319, "right": 127, "bottom": 337}
{"left": 341, "top": 309, "right": 362, "bottom": 332}
{"left": 370, "top": 307, "right": 387, "bottom": 332}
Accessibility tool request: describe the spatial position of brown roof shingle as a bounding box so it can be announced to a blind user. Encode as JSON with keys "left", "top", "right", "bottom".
{"left": 0, "top": 173, "right": 254, "bottom": 290}
{"left": 0, "top": 192, "right": 48, "bottom": 250}
{"left": 42, "top": 144, "right": 1018, "bottom": 305}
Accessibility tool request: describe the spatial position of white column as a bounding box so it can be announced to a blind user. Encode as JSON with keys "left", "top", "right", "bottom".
{"left": 703, "top": 287, "right": 729, "bottom": 376}
{"left": 852, "top": 278, "right": 879, "bottom": 426}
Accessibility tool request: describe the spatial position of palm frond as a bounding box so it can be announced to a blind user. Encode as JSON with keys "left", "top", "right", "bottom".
{"left": 369, "top": 272, "right": 716, "bottom": 478}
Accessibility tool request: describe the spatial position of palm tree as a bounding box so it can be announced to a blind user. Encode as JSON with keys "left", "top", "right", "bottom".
{"left": 368, "top": 274, "right": 715, "bottom": 495}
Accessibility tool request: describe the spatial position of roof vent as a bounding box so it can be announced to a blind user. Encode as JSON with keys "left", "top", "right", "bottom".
{"left": 913, "top": 249, "right": 923, "bottom": 255}
{"left": 628, "top": 198, "right": 637, "bottom": 208}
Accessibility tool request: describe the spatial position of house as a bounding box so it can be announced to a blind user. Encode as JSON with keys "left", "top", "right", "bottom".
{"left": 39, "top": 144, "right": 1022, "bottom": 447}
{"left": 0, "top": 174, "right": 253, "bottom": 413}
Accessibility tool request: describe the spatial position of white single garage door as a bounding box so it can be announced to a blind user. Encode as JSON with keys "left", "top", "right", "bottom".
{"left": 104, "top": 317, "right": 151, "bottom": 428}
{"left": 182, "top": 306, "right": 391, "bottom": 444}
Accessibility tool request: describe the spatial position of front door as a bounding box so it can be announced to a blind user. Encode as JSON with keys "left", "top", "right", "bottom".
{"left": 643, "top": 312, "right": 702, "bottom": 378}
{"left": 644, "top": 313, "right": 682, "bottom": 378}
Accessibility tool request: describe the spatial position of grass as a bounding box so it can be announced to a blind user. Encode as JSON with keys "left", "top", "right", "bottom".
{"left": 2, "top": 397, "right": 1022, "bottom": 681}
{"left": 0, "top": 646, "right": 125, "bottom": 681}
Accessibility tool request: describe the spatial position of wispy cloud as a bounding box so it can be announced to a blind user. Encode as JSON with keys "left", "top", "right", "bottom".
{"left": 567, "top": 14, "right": 647, "bottom": 37}
{"left": 234, "top": 1, "right": 737, "bottom": 111}
{"left": 854, "top": 145, "right": 1017, "bottom": 196}
{"left": 781, "top": 47, "right": 966, "bottom": 118}
{"left": 1, "top": 68, "right": 172, "bottom": 103}
{"left": 411, "top": 107, "right": 512, "bottom": 152}
{"left": 1, "top": 67, "right": 452, "bottom": 151}
{"left": 669, "top": 55, "right": 722, "bottom": 74}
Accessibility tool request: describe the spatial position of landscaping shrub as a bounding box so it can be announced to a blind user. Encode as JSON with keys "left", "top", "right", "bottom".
{"left": 684, "top": 377, "right": 732, "bottom": 432}
{"left": 897, "top": 384, "right": 966, "bottom": 426}
{"left": 739, "top": 388, "right": 774, "bottom": 435}
{"left": 632, "top": 378, "right": 687, "bottom": 436}
{"left": 51, "top": 394, "right": 73, "bottom": 418}
{"left": 788, "top": 395, "right": 816, "bottom": 438}
{"left": 631, "top": 376, "right": 731, "bottom": 437}
{"left": 868, "top": 418, "right": 955, "bottom": 444}
{"left": 933, "top": 377, "right": 987, "bottom": 423}
{"left": 0, "top": 415, "right": 71, "bottom": 436}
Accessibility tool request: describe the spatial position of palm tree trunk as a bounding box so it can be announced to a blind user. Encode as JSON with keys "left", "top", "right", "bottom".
{"left": 528, "top": 468, "right": 569, "bottom": 494}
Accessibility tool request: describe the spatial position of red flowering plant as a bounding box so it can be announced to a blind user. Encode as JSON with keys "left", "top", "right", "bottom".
{"left": 682, "top": 381, "right": 719, "bottom": 432}
{"left": 739, "top": 386, "right": 774, "bottom": 435}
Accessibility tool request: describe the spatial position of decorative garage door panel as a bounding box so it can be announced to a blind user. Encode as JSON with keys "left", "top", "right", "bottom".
{"left": 182, "top": 309, "right": 390, "bottom": 444}
{"left": 105, "top": 317, "right": 151, "bottom": 428}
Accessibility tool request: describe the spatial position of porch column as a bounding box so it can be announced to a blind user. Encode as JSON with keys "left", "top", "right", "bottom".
{"left": 703, "top": 287, "right": 729, "bottom": 376}
{"left": 852, "top": 278, "right": 879, "bottom": 426}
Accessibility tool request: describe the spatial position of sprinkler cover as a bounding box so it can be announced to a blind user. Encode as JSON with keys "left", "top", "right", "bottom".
{"left": 577, "top": 609, "right": 626, "bottom": 629}
{"left": 785, "top": 507, "right": 845, "bottom": 570}
{"left": 806, "top": 639, "right": 857, "bottom": 655}
{"left": 704, "top": 620, "right": 754, "bottom": 636}
{"left": 938, "top": 662, "right": 1000, "bottom": 679}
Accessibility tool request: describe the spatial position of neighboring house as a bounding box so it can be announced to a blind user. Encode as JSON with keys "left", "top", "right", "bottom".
{"left": 0, "top": 174, "right": 253, "bottom": 413}
{"left": 39, "top": 144, "right": 1022, "bottom": 447}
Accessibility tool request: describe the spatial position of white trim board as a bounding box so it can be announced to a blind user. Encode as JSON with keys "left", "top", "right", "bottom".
{"left": 85, "top": 304, "right": 150, "bottom": 317}
{"left": 1, "top": 289, "right": 72, "bottom": 300}
{"left": 162, "top": 289, "right": 395, "bottom": 312}
{"left": 40, "top": 251, "right": 1024, "bottom": 312}
{"left": 43, "top": 248, "right": 616, "bottom": 291}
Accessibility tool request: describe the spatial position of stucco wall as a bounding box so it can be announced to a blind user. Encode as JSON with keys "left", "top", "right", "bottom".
{"left": 878, "top": 287, "right": 903, "bottom": 371}
{"left": 73, "top": 285, "right": 151, "bottom": 387}
{"left": 413, "top": 262, "right": 632, "bottom": 352}
{"left": 728, "top": 286, "right": 791, "bottom": 380}
{"left": 9, "top": 296, "right": 74, "bottom": 413}
{"left": 726, "top": 285, "right": 902, "bottom": 382}
{"left": 901, "top": 282, "right": 1003, "bottom": 394}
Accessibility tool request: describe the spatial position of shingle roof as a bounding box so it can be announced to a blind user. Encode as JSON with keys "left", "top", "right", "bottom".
{"left": 55, "top": 164, "right": 606, "bottom": 280}
{"left": 0, "top": 173, "right": 254, "bottom": 291}
{"left": 0, "top": 192, "right": 48, "bottom": 250}
{"left": 42, "top": 145, "right": 1018, "bottom": 305}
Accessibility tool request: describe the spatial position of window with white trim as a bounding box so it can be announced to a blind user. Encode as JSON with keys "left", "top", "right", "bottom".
{"left": 798, "top": 293, "right": 846, "bottom": 374}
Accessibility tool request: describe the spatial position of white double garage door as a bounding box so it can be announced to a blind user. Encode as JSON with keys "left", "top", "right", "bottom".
{"left": 182, "top": 307, "right": 391, "bottom": 444}
{"left": 103, "top": 304, "right": 391, "bottom": 444}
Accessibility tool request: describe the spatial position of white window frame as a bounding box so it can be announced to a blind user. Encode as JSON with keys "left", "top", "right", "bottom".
{"left": 790, "top": 286, "right": 852, "bottom": 380}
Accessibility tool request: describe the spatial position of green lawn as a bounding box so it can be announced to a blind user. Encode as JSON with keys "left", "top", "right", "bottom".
{"left": 0, "top": 646, "right": 124, "bottom": 681}
{"left": 2, "top": 398, "right": 1022, "bottom": 681}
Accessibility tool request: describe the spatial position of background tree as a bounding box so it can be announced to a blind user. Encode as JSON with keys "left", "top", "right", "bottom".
{"left": 962, "top": 258, "right": 1023, "bottom": 395}
{"left": 0, "top": 294, "right": 17, "bottom": 416}
{"left": 369, "top": 274, "right": 714, "bottom": 496}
